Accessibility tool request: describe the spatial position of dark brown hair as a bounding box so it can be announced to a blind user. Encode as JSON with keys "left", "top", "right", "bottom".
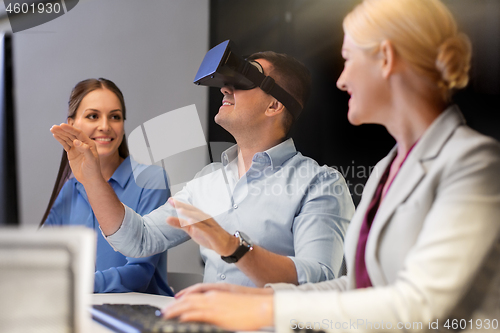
{"left": 40, "top": 78, "right": 129, "bottom": 226}
{"left": 247, "top": 51, "right": 311, "bottom": 135}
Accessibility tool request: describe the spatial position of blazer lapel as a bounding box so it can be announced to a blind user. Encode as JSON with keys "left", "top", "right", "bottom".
{"left": 365, "top": 105, "right": 466, "bottom": 285}
{"left": 365, "top": 156, "right": 426, "bottom": 284}
{"left": 344, "top": 148, "right": 397, "bottom": 286}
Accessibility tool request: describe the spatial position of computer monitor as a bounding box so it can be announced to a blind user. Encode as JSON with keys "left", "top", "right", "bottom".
{"left": 0, "top": 33, "right": 19, "bottom": 226}
{"left": 0, "top": 226, "right": 96, "bottom": 333}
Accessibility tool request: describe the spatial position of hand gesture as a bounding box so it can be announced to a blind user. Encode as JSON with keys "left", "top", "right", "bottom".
{"left": 166, "top": 198, "right": 238, "bottom": 256}
{"left": 50, "top": 123, "right": 102, "bottom": 185}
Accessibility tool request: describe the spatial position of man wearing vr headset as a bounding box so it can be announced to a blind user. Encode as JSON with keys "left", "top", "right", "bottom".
{"left": 51, "top": 43, "right": 354, "bottom": 288}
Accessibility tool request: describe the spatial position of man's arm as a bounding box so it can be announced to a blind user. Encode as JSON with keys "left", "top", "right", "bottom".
{"left": 50, "top": 124, "right": 126, "bottom": 235}
{"left": 166, "top": 198, "right": 297, "bottom": 287}
{"left": 167, "top": 172, "right": 354, "bottom": 288}
{"left": 234, "top": 243, "right": 298, "bottom": 286}
{"left": 243, "top": 168, "right": 353, "bottom": 286}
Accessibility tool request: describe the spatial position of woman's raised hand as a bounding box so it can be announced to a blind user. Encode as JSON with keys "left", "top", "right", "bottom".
{"left": 50, "top": 123, "right": 103, "bottom": 185}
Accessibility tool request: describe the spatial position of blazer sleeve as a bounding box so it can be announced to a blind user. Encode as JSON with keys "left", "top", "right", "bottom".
{"left": 268, "top": 275, "right": 350, "bottom": 292}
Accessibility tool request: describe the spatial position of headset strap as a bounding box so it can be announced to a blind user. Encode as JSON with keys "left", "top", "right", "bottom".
{"left": 242, "top": 62, "right": 302, "bottom": 119}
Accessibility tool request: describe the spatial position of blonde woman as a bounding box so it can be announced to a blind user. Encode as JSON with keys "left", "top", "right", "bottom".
{"left": 164, "top": 0, "right": 500, "bottom": 331}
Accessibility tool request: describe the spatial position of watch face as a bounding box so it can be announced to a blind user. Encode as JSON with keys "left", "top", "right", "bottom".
{"left": 237, "top": 231, "right": 252, "bottom": 247}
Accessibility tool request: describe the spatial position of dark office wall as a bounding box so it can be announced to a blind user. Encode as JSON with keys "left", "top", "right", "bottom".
{"left": 209, "top": 0, "right": 500, "bottom": 206}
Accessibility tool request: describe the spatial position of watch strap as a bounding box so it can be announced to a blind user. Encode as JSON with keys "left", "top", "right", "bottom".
{"left": 221, "top": 245, "right": 251, "bottom": 264}
{"left": 221, "top": 231, "right": 253, "bottom": 263}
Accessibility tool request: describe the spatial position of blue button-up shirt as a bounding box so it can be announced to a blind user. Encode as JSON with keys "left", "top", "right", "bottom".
{"left": 107, "top": 139, "right": 355, "bottom": 286}
{"left": 44, "top": 156, "right": 173, "bottom": 295}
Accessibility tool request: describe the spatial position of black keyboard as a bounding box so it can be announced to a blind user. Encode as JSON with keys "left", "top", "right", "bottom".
{"left": 91, "top": 303, "right": 232, "bottom": 333}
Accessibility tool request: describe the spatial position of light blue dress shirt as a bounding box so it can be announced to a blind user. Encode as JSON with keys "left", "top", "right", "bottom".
{"left": 44, "top": 156, "right": 173, "bottom": 296}
{"left": 107, "top": 138, "right": 355, "bottom": 287}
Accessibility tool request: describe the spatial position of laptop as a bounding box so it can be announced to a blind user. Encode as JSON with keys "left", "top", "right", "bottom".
{"left": 0, "top": 226, "right": 95, "bottom": 333}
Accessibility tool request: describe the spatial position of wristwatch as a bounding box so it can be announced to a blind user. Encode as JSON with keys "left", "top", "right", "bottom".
{"left": 221, "top": 231, "right": 253, "bottom": 263}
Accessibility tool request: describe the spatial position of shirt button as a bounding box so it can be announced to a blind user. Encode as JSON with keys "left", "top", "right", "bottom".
{"left": 220, "top": 274, "right": 226, "bottom": 280}
{"left": 233, "top": 204, "right": 238, "bottom": 209}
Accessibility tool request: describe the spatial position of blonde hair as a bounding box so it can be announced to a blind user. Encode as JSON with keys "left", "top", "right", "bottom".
{"left": 343, "top": 0, "right": 472, "bottom": 100}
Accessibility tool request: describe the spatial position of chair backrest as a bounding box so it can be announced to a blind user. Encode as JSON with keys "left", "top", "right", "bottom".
{"left": 166, "top": 272, "right": 204, "bottom": 293}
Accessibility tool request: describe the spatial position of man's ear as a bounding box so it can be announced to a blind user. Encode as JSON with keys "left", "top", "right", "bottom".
{"left": 265, "top": 99, "right": 285, "bottom": 117}
{"left": 67, "top": 117, "right": 74, "bottom": 126}
{"left": 380, "top": 40, "right": 396, "bottom": 79}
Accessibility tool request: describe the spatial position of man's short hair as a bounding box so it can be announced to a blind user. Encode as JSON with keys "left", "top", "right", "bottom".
{"left": 247, "top": 51, "right": 311, "bottom": 135}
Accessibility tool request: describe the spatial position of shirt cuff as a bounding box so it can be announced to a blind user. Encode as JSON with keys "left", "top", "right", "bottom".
{"left": 288, "top": 256, "right": 334, "bottom": 284}
{"left": 102, "top": 203, "right": 137, "bottom": 252}
{"left": 94, "top": 271, "right": 104, "bottom": 293}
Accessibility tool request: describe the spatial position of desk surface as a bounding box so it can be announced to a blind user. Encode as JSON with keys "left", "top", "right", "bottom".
{"left": 90, "top": 292, "right": 175, "bottom": 332}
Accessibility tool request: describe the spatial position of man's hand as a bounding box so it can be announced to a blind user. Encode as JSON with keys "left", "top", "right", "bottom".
{"left": 163, "top": 291, "right": 274, "bottom": 331}
{"left": 166, "top": 198, "right": 239, "bottom": 256}
{"left": 50, "top": 123, "right": 103, "bottom": 185}
{"left": 167, "top": 198, "right": 298, "bottom": 287}
{"left": 175, "top": 283, "right": 274, "bottom": 299}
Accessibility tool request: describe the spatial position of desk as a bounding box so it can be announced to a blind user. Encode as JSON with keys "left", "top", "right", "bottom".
{"left": 90, "top": 292, "right": 175, "bottom": 332}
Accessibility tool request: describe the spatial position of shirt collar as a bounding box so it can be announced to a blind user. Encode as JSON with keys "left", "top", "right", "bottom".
{"left": 109, "top": 156, "right": 132, "bottom": 188}
{"left": 220, "top": 138, "right": 297, "bottom": 169}
{"left": 73, "top": 156, "right": 131, "bottom": 202}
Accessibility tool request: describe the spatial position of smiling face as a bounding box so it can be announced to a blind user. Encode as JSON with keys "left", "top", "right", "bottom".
{"left": 215, "top": 58, "right": 275, "bottom": 135}
{"left": 336, "top": 34, "right": 389, "bottom": 126}
{"left": 68, "top": 88, "right": 124, "bottom": 159}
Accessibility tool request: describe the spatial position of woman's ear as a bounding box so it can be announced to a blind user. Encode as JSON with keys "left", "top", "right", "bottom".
{"left": 67, "top": 117, "right": 74, "bottom": 126}
{"left": 265, "top": 99, "right": 285, "bottom": 117}
{"left": 380, "top": 40, "right": 396, "bottom": 79}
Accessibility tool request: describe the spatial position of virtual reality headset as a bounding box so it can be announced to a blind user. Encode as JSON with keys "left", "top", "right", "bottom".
{"left": 194, "top": 40, "right": 303, "bottom": 119}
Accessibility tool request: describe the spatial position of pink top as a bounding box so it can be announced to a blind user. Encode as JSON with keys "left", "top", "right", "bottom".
{"left": 355, "top": 143, "right": 417, "bottom": 289}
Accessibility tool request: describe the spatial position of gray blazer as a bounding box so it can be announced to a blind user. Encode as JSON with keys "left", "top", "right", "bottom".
{"left": 272, "top": 106, "right": 500, "bottom": 332}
